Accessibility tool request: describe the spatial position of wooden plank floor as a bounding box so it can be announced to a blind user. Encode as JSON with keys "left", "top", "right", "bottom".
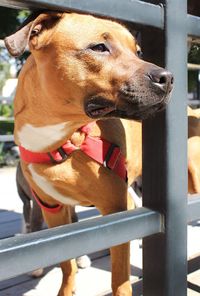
{"left": 0, "top": 166, "right": 200, "bottom": 295}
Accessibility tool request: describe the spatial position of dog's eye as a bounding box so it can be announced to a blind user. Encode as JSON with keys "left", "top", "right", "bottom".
{"left": 89, "top": 43, "right": 109, "bottom": 53}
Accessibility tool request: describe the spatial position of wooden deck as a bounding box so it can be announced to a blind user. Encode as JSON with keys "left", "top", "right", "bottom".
{"left": 0, "top": 166, "right": 200, "bottom": 295}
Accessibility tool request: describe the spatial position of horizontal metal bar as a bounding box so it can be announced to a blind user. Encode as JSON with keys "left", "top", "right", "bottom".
{"left": 0, "top": 207, "right": 162, "bottom": 281}
{"left": 187, "top": 14, "right": 200, "bottom": 38}
{"left": 188, "top": 252, "right": 200, "bottom": 274}
{"left": 0, "top": 0, "right": 164, "bottom": 29}
{"left": 1, "top": 1, "right": 200, "bottom": 37}
{"left": 187, "top": 281, "right": 200, "bottom": 293}
{"left": 188, "top": 195, "right": 200, "bottom": 222}
{"left": 188, "top": 63, "right": 200, "bottom": 70}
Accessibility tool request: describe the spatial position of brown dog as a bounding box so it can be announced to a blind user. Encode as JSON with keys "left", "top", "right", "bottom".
{"left": 188, "top": 106, "right": 200, "bottom": 194}
{"left": 5, "top": 11, "right": 173, "bottom": 296}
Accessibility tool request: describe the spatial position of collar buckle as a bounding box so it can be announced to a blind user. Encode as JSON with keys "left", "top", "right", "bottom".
{"left": 48, "top": 147, "right": 68, "bottom": 164}
{"left": 103, "top": 143, "right": 121, "bottom": 170}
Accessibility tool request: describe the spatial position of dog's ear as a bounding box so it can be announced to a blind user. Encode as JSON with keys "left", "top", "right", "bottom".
{"left": 4, "top": 11, "right": 62, "bottom": 57}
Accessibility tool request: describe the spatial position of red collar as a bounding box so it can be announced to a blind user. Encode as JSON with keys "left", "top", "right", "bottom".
{"left": 19, "top": 122, "right": 127, "bottom": 213}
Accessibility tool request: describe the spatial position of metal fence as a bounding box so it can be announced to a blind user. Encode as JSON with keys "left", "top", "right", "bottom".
{"left": 0, "top": 1, "right": 200, "bottom": 295}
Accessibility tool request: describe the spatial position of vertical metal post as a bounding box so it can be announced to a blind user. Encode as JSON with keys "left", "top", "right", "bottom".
{"left": 142, "top": 0, "right": 188, "bottom": 295}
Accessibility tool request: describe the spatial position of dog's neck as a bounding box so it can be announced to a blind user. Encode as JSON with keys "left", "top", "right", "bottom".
{"left": 14, "top": 56, "right": 93, "bottom": 152}
{"left": 14, "top": 99, "right": 92, "bottom": 152}
{"left": 15, "top": 120, "right": 90, "bottom": 152}
{"left": 14, "top": 91, "right": 91, "bottom": 152}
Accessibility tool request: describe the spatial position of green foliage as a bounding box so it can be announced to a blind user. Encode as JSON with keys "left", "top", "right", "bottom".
{"left": 0, "top": 55, "right": 10, "bottom": 91}
{"left": 0, "top": 8, "right": 20, "bottom": 39}
{"left": 18, "top": 10, "right": 30, "bottom": 23}
{"left": 0, "top": 119, "right": 14, "bottom": 134}
{"left": 188, "top": 44, "right": 200, "bottom": 95}
{"left": 0, "top": 7, "right": 29, "bottom": 38}
{"left": 0, "top": 8, "right": 30, "bottom": 93}
{"left": 0, "top": 103, "right": 14, "bottom": 118}
{"left": 188, "top": 70, "right": 198, "bottom": 93}
{"left": 188, "top": 44, "right": 200, "bottom": 64}
{"left": 0, "top": 118, "right": 16, "bottom": 166}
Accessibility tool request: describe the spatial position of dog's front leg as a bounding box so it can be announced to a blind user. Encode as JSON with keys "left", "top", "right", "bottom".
{"left": 58, "top": 259, "right": 77, "bottom": 296}
{"left": 99, "top": 192, "right": 133, "bottom": 296}
{"left": 42, "top": 206, "right": 78, "bottom": 296}
{"left": 110, "top": 242, "right": 131, "bottom": 296}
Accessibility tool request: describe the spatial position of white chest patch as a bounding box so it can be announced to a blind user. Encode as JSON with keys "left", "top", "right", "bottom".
{"left": 28, "top": 164, "right": 78, "bottom": 206}
{"left": 18, "top": 122, "right": 73, "bottom": 151}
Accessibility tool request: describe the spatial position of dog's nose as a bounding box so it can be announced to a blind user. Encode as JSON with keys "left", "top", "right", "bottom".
{"left": 148, "top": 68, "right": 174, "bottom": 92}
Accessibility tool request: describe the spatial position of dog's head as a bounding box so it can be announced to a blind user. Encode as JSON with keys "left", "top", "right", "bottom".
{"left": 5, "top": 11, "right": 173, "bottom": 121}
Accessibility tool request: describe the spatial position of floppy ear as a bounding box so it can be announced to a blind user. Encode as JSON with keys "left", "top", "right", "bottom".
{"left": 4, "top": 10, "right": 62, "bottom": 57}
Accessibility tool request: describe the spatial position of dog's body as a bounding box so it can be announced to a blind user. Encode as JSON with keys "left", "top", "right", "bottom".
{"left": 5, "top": 11, "right": 173, "bottom": 296}
{"left": 188, "top": 106, "right": 200, "bottom": 194}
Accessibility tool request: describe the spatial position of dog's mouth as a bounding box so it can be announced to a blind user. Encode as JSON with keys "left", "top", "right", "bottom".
{"left": 85, "top": 97, "right": 116, "bottom": 119}
{"left": 85, "top": 92, "right": 170, "bottom": 120}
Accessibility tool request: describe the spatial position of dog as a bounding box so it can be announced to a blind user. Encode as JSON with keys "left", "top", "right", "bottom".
{"left": 5, "top": 11, "right": 173, "bottom": 296}
{"left": 188, "top": 106, "right": 200, "bottom": 194}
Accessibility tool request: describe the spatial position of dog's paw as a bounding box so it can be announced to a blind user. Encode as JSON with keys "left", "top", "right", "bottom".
{"left": 76, "top": 255, "right": 91, "bottom": 269}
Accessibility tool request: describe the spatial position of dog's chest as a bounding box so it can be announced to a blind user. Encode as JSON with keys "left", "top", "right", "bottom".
{"left": 17, "top": 122, "right": 74, "bottom": 151}
{"left": 28, "top": 163, "right": 79, "bottom": 206}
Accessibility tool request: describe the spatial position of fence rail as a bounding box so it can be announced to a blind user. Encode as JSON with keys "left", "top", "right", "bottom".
{"left": 0, "top": 197, "right": 199, "bottom": 282}
{"left": 0, "top": 207, "right": 162, "bottom": 281}
{"left": 0, "top": 0, "right": 164, "bottom": 28}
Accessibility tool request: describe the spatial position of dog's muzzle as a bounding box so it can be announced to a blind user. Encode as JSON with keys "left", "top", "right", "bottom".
{"left": 85, "top": 66, "right": 174, "bottom": 120}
